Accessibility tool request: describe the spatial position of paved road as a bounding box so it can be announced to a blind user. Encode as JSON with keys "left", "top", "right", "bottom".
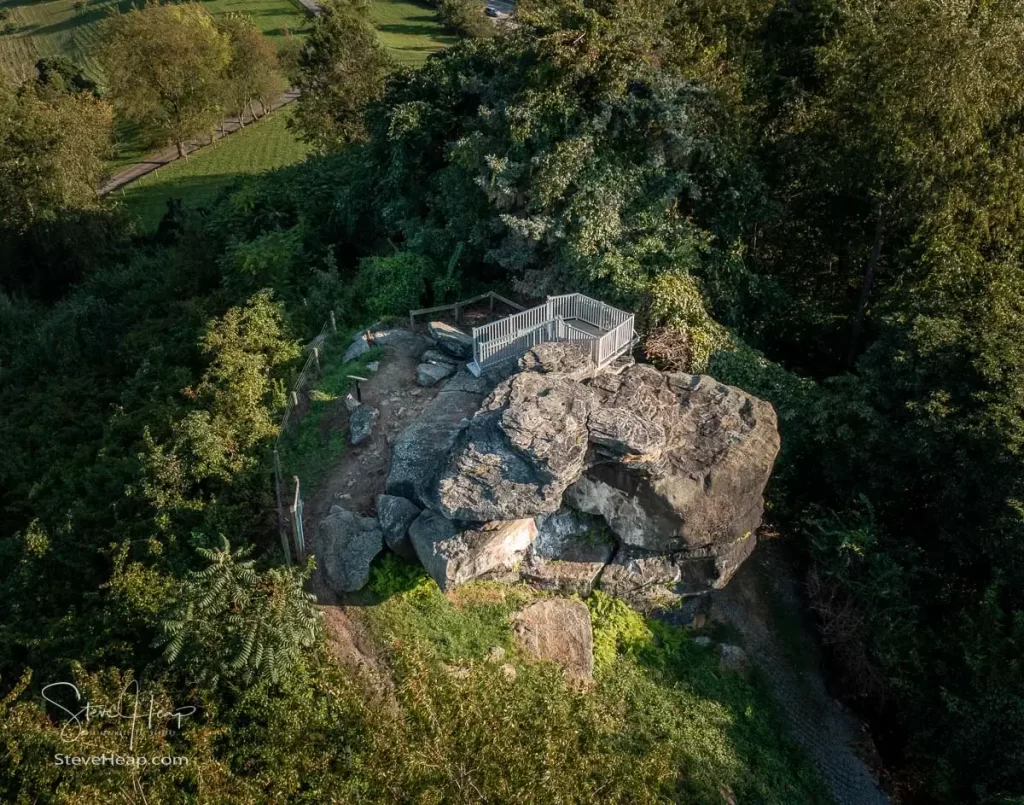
{"left": 99, "top": 88, "right": 300, "bottom": 196}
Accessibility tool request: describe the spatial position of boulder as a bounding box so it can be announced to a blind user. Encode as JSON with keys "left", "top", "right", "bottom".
{"left": 718, "top": 644, "right": 750, "bottom": 673}
{"left": 568, "top": 368, "right": 780, "bottom": 553}
{"left": 315, "top": 506, "right": 383, "bottom": 593}
{"left": 513, "top": 598, "right": 594, "bottom": 681}
{"left": 408, "top": 510, "right": 537, "bottom": 591}
{"left": 349, "top": 405, "right": 378, "bottom": 445}
{"left": 433, "top": 374, "right": 596, "bottom": 521}
{"left": 417, "top": 361, "right": 457, "bottom": 387}
{"left": 366, "top": 361, "right": 380, "bottom": 373}
{"left": 343, "top": 336, "right": 370, "bottom": 363}
{"left": 517, "top": 342, "right": 596, "bottom": 380}
{"left": 344, "top": 393, "right": 361, "bottom": 413}
{"left": 597, "top": 533, "right": 756, "bottom": 610}
{"left": 421, "top": 348, "right": 458, "bottom": 366}
{"left": 385, "top": 386, "right": 484, "bottom": 506}
{"left": 520, "top": 508, "right": 615, "bottom": 596}
{"left": 427, "top": 321, "right": 473, "bottom": 359}
{"left": 376, "top": 494, "right": 421, "bottom": 560}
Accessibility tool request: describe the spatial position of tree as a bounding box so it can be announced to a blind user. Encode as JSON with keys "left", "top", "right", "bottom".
{"left": 0, "top": 78, "right": 116, "bottom": 297}
{"left": 217, "top": 13, "right": 286, "bottom": 125}
{"left": 290, "top": 0, "right": 391, "bottom": 152}
{"left": 33, "top": 56, "right": 98, "bottom": 96}
{"left": 160, "top": 537, "right": 320, "bottom": 685}
{"left": 97, "top": 3, "right": 231, "bottom": 158}
{"left": 0, "top": 80, "right": 112, "bottom": 235}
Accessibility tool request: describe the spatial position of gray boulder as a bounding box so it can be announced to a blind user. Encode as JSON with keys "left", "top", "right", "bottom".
{"left": 719, "top": 644, "right": 750, "bottom": 673}
{"left": 376, "top": 494, "right": 421, "bottom": 560}
{"left": 597, "top": 533, "right": 757, "bottom": 610}
{"left": 349, "top": 405, "right": 378, "bottom": 445}
{"left": 586, "top": 407, "right": 666, "bottom": 458}
{"left": 433, "top": 373, "right": 596, "bottom": 521}
{"left": 343, "top": 336, "right": 370, "bottom": 363}
{"left": 427, "top": 321, "right": 473, "bottom": 359}
{"left": 521, "top": 508, "right": 615, "bottom": 596}
{"left": 421, "top": 348, "right": 458, "bottom": 366}
{"left": 408, "top": 510, "right": 537, "bottom": 591}
{"left": 385, "top": 384, "right": 486, "bottom": 506}
{"left": 315, "top": 506, "right": 383, "bottom": 593}
{"left": 513, "top": 598, "right": 594, "bottom": 681}
{"left": 568, "top": 367, "right": 780, "bottom": 553}
{"left": 417, "top": 361, "right": 457, "bottom": 387}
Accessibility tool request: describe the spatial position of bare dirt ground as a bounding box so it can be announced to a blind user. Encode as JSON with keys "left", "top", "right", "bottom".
{"left": 303, "top": 327, "right": 440, "bottom": 672}
{"left": 710, "top": 536, "right": 891, "bottom": 805}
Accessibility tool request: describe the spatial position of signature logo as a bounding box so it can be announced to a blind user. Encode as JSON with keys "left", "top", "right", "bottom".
{"left": 41, "top": 681, "right": 197, "bottom": 749}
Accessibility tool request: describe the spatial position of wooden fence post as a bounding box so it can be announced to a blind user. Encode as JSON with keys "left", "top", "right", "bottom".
{"left": 291, "top": 391, "right": 299, "bottom": 408}
{"left": 330, "top": 311, "right": 337, "bottom": 334}
{"left": 313, "top": 347, "right": 321, "bottom": 377}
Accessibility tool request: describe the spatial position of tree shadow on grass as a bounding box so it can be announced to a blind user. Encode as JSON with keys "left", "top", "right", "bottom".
{"left": 117, "top": 173, "right": 245, "bottom": 232}
{"left": 378, "top": 20, "right": 446, "bottom": 36}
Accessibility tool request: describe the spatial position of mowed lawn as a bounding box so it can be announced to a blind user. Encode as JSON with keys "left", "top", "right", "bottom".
{"left": 116, "top": 109, "right": 309, "bottom": 231}
{"left": 370, "top": 0, "right": 454, "bottom": 66}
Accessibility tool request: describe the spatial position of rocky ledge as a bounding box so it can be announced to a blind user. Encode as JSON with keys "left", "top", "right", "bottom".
{"left": 320, "top": 337, "right": 780, "bottom": 611}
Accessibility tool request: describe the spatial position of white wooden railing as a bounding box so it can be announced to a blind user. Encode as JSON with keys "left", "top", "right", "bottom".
{"left": 470, "top": 293, "right": 635, "bottom": 375}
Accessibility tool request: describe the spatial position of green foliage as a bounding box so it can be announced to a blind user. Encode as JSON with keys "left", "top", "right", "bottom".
{"left": 0, "top": 78, "right": 114, "bottom": 295}
{"left": 366, "top": 577, "right": 531, "bottom": 663}
{"left": 367, "top": 552, "right": 427, "bottom": 598}
{"left": 291, "top": 0, "right": 392, "bottom": 151}
{"left": 588, "top": 590, "right": 654, "bottom": 671}
{"left": 275, "top": 343, "right": 385, "bottom": 490}
{"left": 160, "top": 536, "right": 320, "bottom": 685}
{"left": 96, "top": 3, "right": 232, "bottom": 157}
{"left": 436, "top": 0, "right": 494, "bottom": 39}
{"left": 646, "top": 272, "right": 731, "bottom": 371}
{"left": 354, "top": 250, "right": 437, "bottom": 319}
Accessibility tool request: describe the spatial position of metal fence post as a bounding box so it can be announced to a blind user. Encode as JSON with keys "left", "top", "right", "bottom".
{"left": 291, "top": 476, "right": 305, "bottom": 559}
{"left": 273, "top": 448, "right": 291, "bottom": 567}
{"left": 330, "top": 310, "right": 337, "bottom": 333}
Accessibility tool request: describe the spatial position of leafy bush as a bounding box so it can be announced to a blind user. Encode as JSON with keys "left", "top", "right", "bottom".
{"left": 354, "top": 250, "right": 436, "bottom": 320}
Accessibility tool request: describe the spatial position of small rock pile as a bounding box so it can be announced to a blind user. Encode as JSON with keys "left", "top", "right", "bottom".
{"left": 317, "top": 330, "right": 780, "bottom": 612}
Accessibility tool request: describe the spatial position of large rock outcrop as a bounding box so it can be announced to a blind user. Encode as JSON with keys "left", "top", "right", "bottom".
{"left": 387, "top": 342, "right": 779, "bottom": 602}
{"left": 433, "top": 373, "right": 597, "bottom": 521}
{"left": 572, "top": 369, "right": 780, "bottom": 553}
{"left": 520, "top": 508, "right": 615, "bottom": 596}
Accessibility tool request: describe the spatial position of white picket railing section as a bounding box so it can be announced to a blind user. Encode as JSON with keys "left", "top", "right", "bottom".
{"left": 470, "top": 293, "right": 635, "bottom": 375}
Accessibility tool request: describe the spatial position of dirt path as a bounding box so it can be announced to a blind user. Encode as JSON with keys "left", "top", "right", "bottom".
{"left": 709, "top": 537, "right": 890, "bottom": 805}
{"left": 305, "top": 329, "right": 440, "bottom": 531}
{"left": 304, "top": 328, "right": 443, "bottom": 678}
{"left": 99, "top": 89, "right": 300, "bottom": 196}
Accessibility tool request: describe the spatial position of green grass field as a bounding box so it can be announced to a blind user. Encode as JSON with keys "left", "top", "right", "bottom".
{"left": 0, "top": 0, "right": 310, "bottom": 84}
{"left": 117, "top": 109, "right": 309, "bottom": 231}
{"left": 4, "top": 0, "right": 454, "bottom": 229}
{"left": 370, "top": 0, "right": 454, "bottom": 65}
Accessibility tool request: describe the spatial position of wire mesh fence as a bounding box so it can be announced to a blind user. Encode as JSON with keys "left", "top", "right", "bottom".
{"left": 273, "top": 310, "right": 337, "bottom": 566}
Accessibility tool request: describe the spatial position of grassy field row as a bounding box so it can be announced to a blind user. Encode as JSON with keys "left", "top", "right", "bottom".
{"left": 0, "top": 0, "right": 451, "bottom": 82}
{"left": 1, "top": 0, "right": 454, "bottom": 230}
{"left": 0, "top": 0, "right": 310, "bottom": 84}
{"left": 115, "top": 107, "right": 309, "bottom": 231}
